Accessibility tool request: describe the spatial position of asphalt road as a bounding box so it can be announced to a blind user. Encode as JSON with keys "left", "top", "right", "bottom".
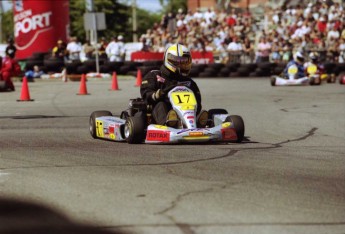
{"left": 0, "top": 77, "right": 344, "bottom": 234}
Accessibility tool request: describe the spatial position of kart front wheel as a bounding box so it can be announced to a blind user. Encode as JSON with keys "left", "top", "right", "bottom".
{"left": 89, "top": 110, "right": 112, "bottom": 139}
{"left": 225, "top": 115, "right": 245, "bottom": 143}
{"left": 124, "top": 116, "right": 146, "bottom": 144}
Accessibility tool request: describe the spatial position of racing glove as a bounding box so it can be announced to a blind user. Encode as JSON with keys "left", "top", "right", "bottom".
{"left": 162, "top": 84, "right": 177, "bottom": 94}
{"left": 152, "top": 89, "right": 164, "bottom": 101}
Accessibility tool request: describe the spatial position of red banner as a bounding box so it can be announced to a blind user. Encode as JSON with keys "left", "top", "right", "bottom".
{"left": 13, "top": 0, "right": 70, "bottom": 59}
{"left": 131, "top": 51, "right": 214, "bottom": 64}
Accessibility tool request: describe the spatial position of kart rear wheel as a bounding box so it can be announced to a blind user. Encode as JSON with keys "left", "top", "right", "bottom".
{"left": 0, "top": 80, "right": 7, "bottom": 90}
{"left": 124, "top": 116, "right": 146, "bottom": 144}
{"left": 270, "top": 77, "right": 276, "bottom": 86}
{"left": 225, "top": 115, "right": 245, "bottom": 143}
{"left": 89, "top": 110, "right": 112, "bottom": 139}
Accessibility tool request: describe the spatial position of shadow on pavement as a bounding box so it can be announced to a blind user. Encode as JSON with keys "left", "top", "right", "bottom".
{"left": 0, "top": 196, "right": 129, "bottom": 234}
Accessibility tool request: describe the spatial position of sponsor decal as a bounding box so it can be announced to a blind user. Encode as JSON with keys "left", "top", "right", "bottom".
{"left": 108, "top": 126, "right": 115, "bottom": 134}
{"left": 187, "top": 116, "right": 194, "bottom": 119}
{"left": 222, "top": 122, "right": 231, "bottom": 128}
{"left": 221, "top": 128, "right": 237, "bottom": 140}
{"left": 15, "top": 11, "right": 52, "bottom": 37}
{"left": 172, "top": 87, "right": 190, "bottom": 92}
{"left": 189, "top": 132, "right": 203, "bottom": 137}
{"left": 177, "top": 128, "right": 210, "bottom": 134}
{"left": 183, "top": 111, "right": 194, "bottom": 116}
{"left": 96, "top": 120, "right": 104, "bottom": 137}
{"left": 189, "top": 120, "right": 194, "bottom": 124}
{"left": 177, "top": 81, "right": 191, "bottom": 87}
{"left": 146, "top": 130, "right": 170, "bottom": 142}
{"left": 154, "top": 125, "right": 168, "bottom": 130}
{"left": 156, "top": 75, "right": 165, "bottom": 83}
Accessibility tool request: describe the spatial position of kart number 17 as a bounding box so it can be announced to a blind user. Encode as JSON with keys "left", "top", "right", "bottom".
{"left": 171, "top": 92, "right": 197, "bottom": 106}
{"left": 172, "top": 92, "right": 196, "bottom": 110}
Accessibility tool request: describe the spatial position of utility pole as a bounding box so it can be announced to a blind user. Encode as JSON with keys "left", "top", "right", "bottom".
{"left": 132, "top": 0, "right": 137, "bottom": 42}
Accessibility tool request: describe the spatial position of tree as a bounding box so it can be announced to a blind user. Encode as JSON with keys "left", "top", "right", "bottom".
{"left": 1, "top": 10, "right": 14, "bottom": 43}
{"left": 69, "top": 0, "right": 130, "bottom": 42}
{"left": 135, "top": 8, "right": 161, "bottom": 39}
{"left": 158, "top": 0, "right": 187, "bottom": 14}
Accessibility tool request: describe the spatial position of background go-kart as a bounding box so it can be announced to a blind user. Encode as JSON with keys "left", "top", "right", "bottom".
{"left": 0, "top": 77, "right": 344, "bottom": 234}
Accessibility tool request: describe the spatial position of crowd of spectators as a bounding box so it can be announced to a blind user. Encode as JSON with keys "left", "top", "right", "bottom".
{"left": 50, "top": 0, "right": 345, "bottom": 65}
{"left": 138, "top": 0, "right": 345, "bottom": 64}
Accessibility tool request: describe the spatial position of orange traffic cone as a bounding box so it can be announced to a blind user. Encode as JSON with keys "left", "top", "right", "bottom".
{"left": 110, "top": 72, "right": 119, "bottom": 90}
{"left": 135, "top": 69, "right": 142, "bottom": 87}
{"left": 77, "top": 74, "right": 89, "bottom": 95}
{"left": 17, "top": 76, "right": 34, "bottom": 102}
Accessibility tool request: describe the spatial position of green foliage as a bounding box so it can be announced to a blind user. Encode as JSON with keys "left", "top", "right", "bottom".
{"left": 1, "top": 10, "right": 14, "bottom": 43}
{"left": 69, "top": 0, "right": 130, "bottom": 41}
{"left": 70, "top": 0, "right": 163, "bottom": 42}
{"left": 135, "top": 8, "right": 161, "bottom": 38}
{"left": 159, "top": 0, "right": 187, "bottom": 14}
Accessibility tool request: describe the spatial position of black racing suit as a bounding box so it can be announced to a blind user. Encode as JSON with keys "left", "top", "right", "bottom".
{"left": 140, "top": 65, "right": 202, "bottom": 125}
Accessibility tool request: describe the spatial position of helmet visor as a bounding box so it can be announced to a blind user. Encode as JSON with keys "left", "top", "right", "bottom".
{"left": 167, "top": 53, "right": 192, "bottom": 74}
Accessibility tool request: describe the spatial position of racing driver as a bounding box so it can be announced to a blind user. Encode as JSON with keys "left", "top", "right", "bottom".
{"left": 140, "top": 43, "right": 208, "bottom": 127}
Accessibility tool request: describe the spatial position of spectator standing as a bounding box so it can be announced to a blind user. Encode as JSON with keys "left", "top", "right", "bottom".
{"left": 226, "top": 11, "right": 237, "bottom": 27}
{"left": 242, "top": 38, "right": 254, "bottom": 63}
{"left": 52, "top": 40, "right": 67, "bottom": 61}
{"left": 338, "top": 38, "right": 345, "bottom": 62}
{"left": 66, "top": 37, "right": 82, "bottom": 61}
{"left": 105, "top": 35, "right": 125, "bottom": 62}
{"left": 270, "top": 40, "right": 281, "bottom": 63}
{"left": 160, "top": 14, "right": 169, "bottom": 30}
{"left": 140, "top": 37, "right": 152, "bottom": 52}
{"left": 80, "top": 40, "right": 95, "bottom": 62}
{"left": 317, "top": 16, "right": 327, "bottom": 33}
{"left": 98, "top": 37, "right": 108, "bottom": 59}
{"left": 5, "top": 37, "right": 16, "bottom": 59}
{"left": 193, "top": 9, "right": 203, "bottom": 20}
{"left": 327, "top": 25, "right": 340, "bottom": 41}
{"left": 167, "top": 12, "right": 177, "bottom": 36}
{"left": 256, "top": 37, "right": 271, "bottom": 63}
{"left": 116, "top": 35, "right": 126, "bottom": 61}
{"left": 204, "top": 8, "right": 216, "bottom": 25}
{"left": 227, "top": 37, "right": 242, "bottom": 63}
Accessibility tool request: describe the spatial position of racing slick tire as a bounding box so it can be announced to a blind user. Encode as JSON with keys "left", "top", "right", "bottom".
{"left": 124, "top": 115, "right": 146, "bottom": 144}
{"left": 0, "top": 80, "right": 6, "bottom": 90}
{"left": 270, "top": 77, "right": 276, "bottom": 86}
{"left": 89, "top": 110, "right": 113, "bottom": 139}
{"left": 225, "top": 115, "right": 245, "bottom": 143}
{"left": 309, "top": 76, "right": 321, "bottom": 85}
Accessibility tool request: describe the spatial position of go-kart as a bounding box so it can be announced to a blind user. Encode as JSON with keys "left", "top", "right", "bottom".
{"left": 306, "top": 62, "right": 336, "bottom": 83}
{"left": 89, "top": 86, "right": 245, "bottom": 144}
{"left": 271, "top": 64, "right": 320, "bottom": 86}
